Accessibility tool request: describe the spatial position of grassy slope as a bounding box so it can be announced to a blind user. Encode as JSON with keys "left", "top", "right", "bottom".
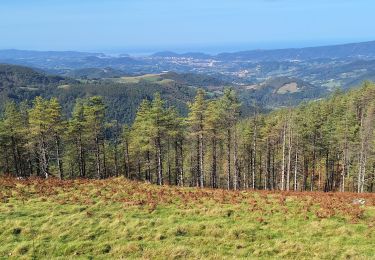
{"left": 0, "top": 178, "right": 375, "bottom": 259}
{"left": 112, "top": 74, "right": 170, "bottom": 85}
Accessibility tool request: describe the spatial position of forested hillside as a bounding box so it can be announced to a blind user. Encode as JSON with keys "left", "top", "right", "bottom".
{"left": 0, "top": 64, "right": 199, "bottom": 123}
{"left": 0, "top": 64, "right": 328, "bottom": 122}
{"left": 1, "top": 82, "right": 375, "bottom": 193}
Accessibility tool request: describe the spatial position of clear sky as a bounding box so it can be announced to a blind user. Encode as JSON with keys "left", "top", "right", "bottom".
{"left": 0, "top": 0, "right": 374, "bottom": 54}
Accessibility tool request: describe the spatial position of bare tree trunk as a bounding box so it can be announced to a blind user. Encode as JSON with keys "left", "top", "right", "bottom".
{"left": 272, "top": 146, "right": 276, "bottom": 190}
{"left": 245, "top": 144, "right": 251, "bottom": 189}
{"left": 252, "top": 117, "right": 257, "bottom": 189}
{"left": 123, "top": 139, "right": 130, "bottom": 178}
{"left": 281, "top": 123, "right": 286, "bottom": 190}
{"left": 95, "top": 136, "right": 101, "bottom": 179}
{"left": 199, "top": 132, "right": 204, "bottom": 188}
{"left": 167, "top": 139, "right": 171, "bottom": 185}
{"left": 211, "top": 136, "right": 217, "bottom": 188}
{"left": 342, "top": 126, "right": 349, "bottom": 192}
{"left": 233, "top": 127, "right": 240, "bottom": 190}
{"left": 179, "top": 140, "right": 184, "bottom": 186}
{"left": 311, "top": 134, "right": 316, "bottom": 191}
{"left": 55, "top": 135, "right": 63, "bottom": 180}
{"left": 156, "top": 136, "right": 163, "bottom": 185}
{"left": 265, "top": 139, "right": 271, "bottom": 190}
{"left": 114, "top": 141, "right": 119, "bottom": 177}
{"left": 10, "top": 136, "right": 20, "bottom": 177}
{"left": 146, "top": 150, "right": 151, "bottom": 182}
{"left": 78, "top": 135, "right": 85, "bottom": 178}
{"left": 294, "top": 147, "right": 298, "bottom": 191}
{"left": 137, "top": 157, "right": 141, "bottom": 180}
{"left": 286, "top": 127, "right": 292, "bottom": 191}
{"left": 174, "top": 140, "right": 179, "bottom": 186}
{"left": 227, "top": 128, "right": 231, "bottom": 190}
{"left": 324, "top": 151, "right": 330, "bottom": 192}
{"left": 102, "top": 142, "right": 107, "bottom": 178}
{"left": 40, "top": 136, "right": 49, "bottom": 179}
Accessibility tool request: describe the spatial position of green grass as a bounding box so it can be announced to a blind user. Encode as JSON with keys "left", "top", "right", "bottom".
{"left": 0, "top": 177, "right": 375, "bottom": 259}
{"left": 110, "top": 74, "right": 176, "bottom": 87}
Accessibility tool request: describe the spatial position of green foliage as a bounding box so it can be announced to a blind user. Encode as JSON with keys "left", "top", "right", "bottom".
{"left": 1, "top": 82, "right": 375, "bottom": 192}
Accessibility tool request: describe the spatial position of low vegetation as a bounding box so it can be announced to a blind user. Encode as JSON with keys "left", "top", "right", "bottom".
{"left": 1, "top": 177, "right": 374, "bottom": 259}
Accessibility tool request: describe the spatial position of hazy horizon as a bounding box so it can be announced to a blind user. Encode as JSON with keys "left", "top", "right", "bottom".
{"left": 2, "top": 38, "right": 375, "bottom": 56}
{"left": 1, "top": 0, "right": 374, "bottom": 54}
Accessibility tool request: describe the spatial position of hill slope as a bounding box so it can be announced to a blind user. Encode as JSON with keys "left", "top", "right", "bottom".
{"left": 1, "top": 177, "right": 374, "bottom": 259}
{"left": 0, "top": 64, "right": 198, "bottom": 122}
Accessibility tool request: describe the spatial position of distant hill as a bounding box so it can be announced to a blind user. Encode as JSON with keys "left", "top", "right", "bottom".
{"left": 216, "top": 41, "right": 375, "bottom": 61}
{"left": 0, "top": 64, "right": 350, "bottom": 122}
{"left": 160, "top": 72, "right": 228, "bottom": 87}
{"left": 0, "top": 64, "right": 197, "bottom": 123}
{"left": 152, "top": 51, "right": 212, "bottom": 59}
{"left": 239, "top": 76, "right": 326, "bottom": 111}
{"left": 65, "top": 67, "right": 126, "bottom": 79}
{"left": 0, "top": 64, "right": 67, "bottom": 88}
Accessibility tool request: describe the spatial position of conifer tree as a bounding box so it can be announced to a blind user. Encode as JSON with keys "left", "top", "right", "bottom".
{"left": 187, "top": 89, "right": 206, "bottom": 188}
{"left": 84, "top": 96, "right": 106, "bottom": 179}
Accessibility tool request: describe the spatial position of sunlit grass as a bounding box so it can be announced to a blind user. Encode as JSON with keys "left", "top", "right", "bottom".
{"left": 0, "top": 177, "right": 374, "bottom": 259}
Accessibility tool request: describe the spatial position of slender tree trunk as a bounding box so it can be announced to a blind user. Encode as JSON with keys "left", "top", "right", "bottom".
{"left": 40, "top": 136, "right": 49, "bottom": 179}
{"left": 114, "top": 141, "right": 119, "bottom": 177}
{"left": 226, "top": 128, "right": 231, "bottom": 190}
{"left": 324, "top": 151, "right": 330, "bottom": 192}
{"left": 265, "top": 139, "right": 271, "bottom": 190}
{"left": 252, "top": 118, "right": 257, "bottom": 189}
{"left": 34, "top": 144, "right": 40, "bottom": 177}
{"left": 195, "top": 136, "right": 200, "bottom": 187}
{"left": 199, "top": 132, "right": 204, "bottom": 188}
{"left": 95, "top": 136, "right": 101, "bottom": 179}
{"left": 245, "top": 145, "right": 251, "bottom": 189}
{"left": 147, "top": 150, "right": 151, "bottom": 182}
{"left": 137, "top": 157, "right": 141, "bottom": 180}
{"left": 179, "top": 140, "right": 184, "bottom": 186}
{"left": 303, "top": 155, "right": 308, "bottom": 191}
{"left": 102, "top": 142, "right": 107, "bottom": 178}
{"left": 78, "top": 134, "right": 85, "bottom": 178}
{"left": 156, "top": 136, "right": 163, "bottom": 185}
{"left": 27, "top": 151, "right": 33, "bottom": 177}
{"left": 233, "top": 127, "right": 240, "bottom": 190}
{"left": 281, "top": 123, "right": 286, "bottom": 190}
{"left": 123, "top": 140, "right": 130, "bottom": 178}
{"left": 4, "top": 148, "right": 10, "bottom": 175}
{"left": 55, "top": 135, "right": 63, "bottom": 180}
{"left": 174, "top": 140, "right": 179, "bottom": 186}
{"left": 342, "top": 137, "right": 349, "bottom": 192}
{"left": 311, "top": 134, "right": 316, "bottom": 191}
{"left": 294, "top": 147, "right": 298, "bottom": 191}
{"left": 211, "top": 136, "right": 217, "bottom": 188}
{"left": 286, "top": 127, "right": 292, "bottom": 191}
{"left": 259, "top": 151, "right": 262, "bottom": 189}
{"left": 10, "top": 136, "right": 20, "bottom": 177}
{"left": 272, "top": 146, "right": 276, "bottom": 190}
{"left": 167, "top": 139, "right": 171, "bottom": 185}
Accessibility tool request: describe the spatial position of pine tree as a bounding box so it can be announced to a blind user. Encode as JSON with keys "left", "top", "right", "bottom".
{"left": 218, "top": 89, "right": 241, "bottom": 190}
{"left": 84, "top": 96, "right": 106, "bottom": 179}
{"left": 1, "top": 102, "right": 26, "bottom": 177}
{"left": 205, "top": 100, "right": 222, "bottom": 188}
{"left": 121, "top": 124, "right": 131, "bottom": 178}
{"left": 187, "top": 89, "right": 206, "bottom": 188}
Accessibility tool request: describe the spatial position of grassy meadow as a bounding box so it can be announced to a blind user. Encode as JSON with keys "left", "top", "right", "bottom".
{"left": 0, "top": 177, "right": 375, "bottom": 259}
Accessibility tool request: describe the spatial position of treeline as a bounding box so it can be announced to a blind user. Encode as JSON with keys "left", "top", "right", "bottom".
{"left": 1, "top": 82, "right": 375, "bottom": 193}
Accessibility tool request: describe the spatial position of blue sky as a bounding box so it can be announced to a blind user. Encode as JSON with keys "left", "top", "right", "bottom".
{"left": 0, "top": 0, "right": 374, "bottom": 54}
